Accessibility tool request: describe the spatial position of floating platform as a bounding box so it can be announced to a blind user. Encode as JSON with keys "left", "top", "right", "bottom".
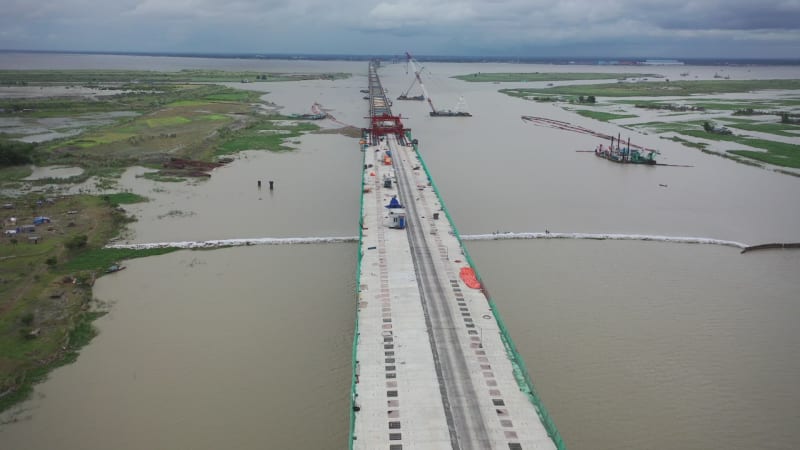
{"left": 430, "top": 110, "right": 472, "bottom": 117}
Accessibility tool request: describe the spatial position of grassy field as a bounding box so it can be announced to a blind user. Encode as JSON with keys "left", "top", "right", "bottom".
{"left": 101, "top": 192, "right": 149, "bottom": 205}
{"left": 61, "top": 247, "right": 177, "bottom": 272}
{"left": 634, "top": 120, "right": 708, "bottom": 134}
{"left": 0, "top": 192, "right": 179, "bottom": 412}
{"left": 680, "top": 130, "right": 800, "bottom": 168}
{"left": 0, "top": 165, "right": 33, "bottom": 183}
{"left": 145, "top": 116, "right": 191, "bottom": 128}
{"left": 503, "top": 79, "right": 800, "bottom": 98}
{"left": 0, "top": 82, "right": 328, "bottom": 183}
{"left": 216, "top": 117, "right": 319, "bottom": 154}
{"left": 0, "top": 83, "right": 263, "bottom": 118}
{"left": 721, "top": 118, "right": 800, "bottom": 138}
{"left": 573, "top": 110, "right": 638, "bottom": 121}
{"left": 453, "top": 72, "right": 658, "bottom": 82}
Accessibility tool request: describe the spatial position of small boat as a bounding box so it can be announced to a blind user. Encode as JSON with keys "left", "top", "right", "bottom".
{"left": 106, "top": 264, "right": 126, "bottom": 274}
{"left": 289, "top": 112, "right": 327, "bottom": 120}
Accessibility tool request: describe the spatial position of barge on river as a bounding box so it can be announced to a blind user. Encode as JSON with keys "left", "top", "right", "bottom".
{"left": 595, "top": 136, "right": 656, "bottom": 165}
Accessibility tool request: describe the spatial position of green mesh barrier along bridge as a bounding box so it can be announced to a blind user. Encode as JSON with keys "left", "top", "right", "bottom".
{"left": 349, "top": 61, "right": 565, "bottom": 450}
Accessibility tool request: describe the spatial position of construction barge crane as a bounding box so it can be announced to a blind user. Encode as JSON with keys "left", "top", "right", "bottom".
{"left": 402, "top": 52, "right": 472, "bottom": 117}
{"left": 396, "top": 53, "right": 426, "bottom": 101}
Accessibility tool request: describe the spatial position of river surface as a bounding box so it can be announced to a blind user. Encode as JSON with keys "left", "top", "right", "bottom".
{"left": 1, "top": 53, "right": 799, "bottom": 450}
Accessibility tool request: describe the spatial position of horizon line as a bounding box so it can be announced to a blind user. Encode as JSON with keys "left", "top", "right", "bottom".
{"left": 2, "top": 48, "right": 800, "bottom": 64}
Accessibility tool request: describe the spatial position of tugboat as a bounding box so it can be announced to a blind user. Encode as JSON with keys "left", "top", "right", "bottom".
{"left": 289, "top": 102, "right": 328, "bottom": 120}
{"left": 595, "top": 136, "right": 656, "bottom": 165}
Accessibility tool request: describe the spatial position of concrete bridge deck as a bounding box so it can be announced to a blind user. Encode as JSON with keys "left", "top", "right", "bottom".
{"left": 351, "top": 63, "right": 561, "bottom": 450}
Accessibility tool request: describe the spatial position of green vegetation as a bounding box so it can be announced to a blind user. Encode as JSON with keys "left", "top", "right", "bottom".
{"left": 0, "top": 68, "right": 353, "bottom": 414}
{"left": 503, "top": 79, "right": 800, "bottom": 98}
{"left": 502, "top": 89, "right": 567, "bottom": 102}
{"left": 101, "top": 192, "right": 149, "bottom": 205}
{"left": 62, "top": 247, "right": 178, "bottom": 272}
{"left": 216, "top": 117, "right": 318, "bottom": 154}
{"left": 0, "top": 69, "right": 349, "bottom": 85}
{"left": 0, "top": 141, "right": 35, "bottom": 167}
{"left": 203, "top": 92, "right": 256, "bottom": 102}
{"left": 0, "top": 191, "right": 181, "bottom": 413}
{"left": 0, "top": 165, "right": 33, "bottom": 182}
{"left": 501, "top": 89, "right": 600, "bottom": 105}
{"left": 453, "top": 72, "right": 658, "bottom": 82}
{"left": 722, "top": 118, "right": 800, "bottom": 137}
{"left": 145, "top": 116, "right": 191, "bottom": 128}
{"left": 0, "top": 311, "right": 105, "bottom": 413}
{"left": 680, "top": 130, "right": 800, "bottom": 168}
{"left": 616, "top": 99, "right": 771, "bottom": 111}
{"left": 0, "top": 71, "right": 331, "bottom": 181}
{"left": 729, "top": 148, "right": 800, "bottom": 167}
{"left": 139, "top": 172, "right": 186, "bottom": 182}
{"left": 0, "top": 194, "right": 132, "bottom": 411}
{"left": 1, "top": 86, "right": 321, "bottom": 181}
{"left": 641, "top": 120, "right": 800, "bottom": 168}
{"left": 200, "top": 114, "right": 229, "bottom": 121}
{"left": 634, "top": 120, "right": 713, "bottom": 134}
{"left": 0, "top": 83, "right": 260, "bottom": 119}
{"left": 574, "top": 110, "right": 637, "bottom": 121}
{"left": 636, "top": 118, "right": 800, "bottom": 168}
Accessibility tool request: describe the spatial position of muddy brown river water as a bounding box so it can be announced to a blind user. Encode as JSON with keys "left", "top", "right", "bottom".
{"left": 1, "top": 54, "right": 798, "bottom": 450}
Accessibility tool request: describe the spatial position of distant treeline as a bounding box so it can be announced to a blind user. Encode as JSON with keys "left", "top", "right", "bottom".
{"left": 3, "top": 50, "right": 799, "bottom": 66}
{"left": 0, "top": 140, "right": 35, "bottom": 166}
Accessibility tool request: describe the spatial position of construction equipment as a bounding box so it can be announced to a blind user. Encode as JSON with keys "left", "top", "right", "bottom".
{"left": 403, "top": 52, "right": 471, "bottom": 117}
{"left": 397, "top": 55, "right": 426, "bottom": 101}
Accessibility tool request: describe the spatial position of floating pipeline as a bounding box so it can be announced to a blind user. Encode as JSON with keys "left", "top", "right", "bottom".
{"left": 741, "top": 242, "right": 800, "bottom": 254}
{"left": 105, "top": 236, "right": 358, "bottom": 250}
{"left": 104, "top": 233, "right": 800, "bottom": 253}
{"left": 461, "top": 232, "right": 748, "bottom": 249}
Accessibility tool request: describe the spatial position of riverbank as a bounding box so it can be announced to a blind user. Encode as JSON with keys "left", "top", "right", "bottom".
{"left": 0, "top": 192, "right": 180, "bottom": 412}
{"left": 0, "top": 68, "right": 353, "bottom": 413}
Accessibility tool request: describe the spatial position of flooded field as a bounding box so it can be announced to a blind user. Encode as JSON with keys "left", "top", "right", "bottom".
{"left": 0, "top": 112, "right": 139, "bottom": 143}
{"left": 1, "top": 53, "right": 798, "bottom": 450}
{"left": 23, "top": 165, "right": 84, "bottom": 180}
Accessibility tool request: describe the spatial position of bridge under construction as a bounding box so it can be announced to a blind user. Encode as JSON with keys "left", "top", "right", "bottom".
{"left": 350, "top": 61, "right": 563, "bottom": 449}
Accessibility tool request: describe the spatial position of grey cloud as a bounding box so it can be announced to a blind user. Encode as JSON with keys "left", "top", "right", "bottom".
{"left": 0, "top": 0, "right": 798, "bottom": 57}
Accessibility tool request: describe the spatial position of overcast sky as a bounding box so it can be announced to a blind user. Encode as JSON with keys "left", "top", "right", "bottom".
{"left": 1, "top": 0, "right": 799, "bottom": 58}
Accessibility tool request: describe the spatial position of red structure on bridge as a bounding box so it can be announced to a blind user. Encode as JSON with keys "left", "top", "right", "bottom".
{"left": 370, "top": 114, "right": 406, "bottom": 138}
